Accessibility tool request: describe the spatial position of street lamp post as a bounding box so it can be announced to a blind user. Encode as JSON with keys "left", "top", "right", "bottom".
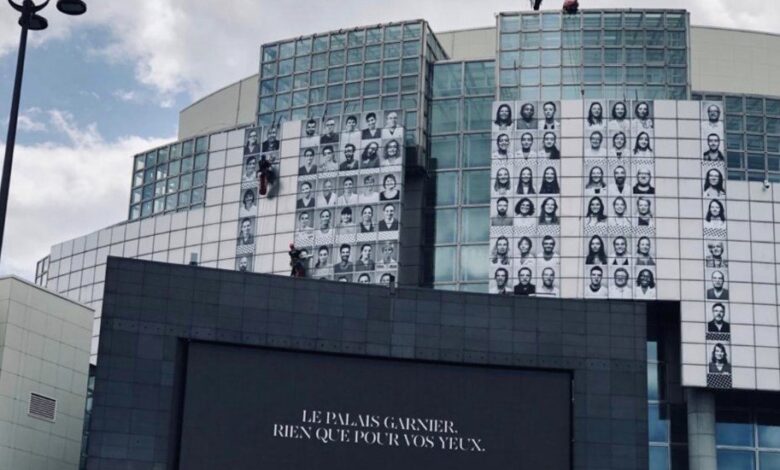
{"left": 0, "top": 0, "right": 86, "bottom": 261}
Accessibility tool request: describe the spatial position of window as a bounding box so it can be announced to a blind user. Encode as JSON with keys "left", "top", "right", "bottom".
{"left": 464, "top": 61, "right": 494, "bottom": 95}
{"left": 433, "top": 64, "right": 462, "bottom": 98}
{"left": 431, "top": 100, "right": 459, "bottom": 134}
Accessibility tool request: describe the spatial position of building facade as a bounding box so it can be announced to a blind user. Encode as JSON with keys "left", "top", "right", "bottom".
{"left": 34, "top": 8, "right": 780, "bottom": 470}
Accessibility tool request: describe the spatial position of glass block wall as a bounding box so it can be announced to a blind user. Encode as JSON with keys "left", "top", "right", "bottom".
{"left": 692, "top": 93, "right": 780, "bottom": 183}
{"left": 428, "top": 60, "right": 495, "bottom": 291}
{"left": 497, "top": 10, "right": 689, "bottom": 102}
{"left": 257, "top": 21, "right": 430, "bottom": 155}
{"left": 129, "top": 135, "right": 210, "bottom": 220}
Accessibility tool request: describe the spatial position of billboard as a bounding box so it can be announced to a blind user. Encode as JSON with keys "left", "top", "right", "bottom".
{"left": 179, "top": 342, "right": 572, "bottom": 470}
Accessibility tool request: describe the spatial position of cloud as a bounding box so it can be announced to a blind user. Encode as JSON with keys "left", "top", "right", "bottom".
{"left": 3, "top": 1, "right": 780, "bottom": 105}
{"left": 112, "top": 89, "right": 140, "bottom": 103}
{"left": 16, "top": 108, "right": 47, "bottom": 132}
{"left": 0, "top": 109, "right": 172, "bottom": 280}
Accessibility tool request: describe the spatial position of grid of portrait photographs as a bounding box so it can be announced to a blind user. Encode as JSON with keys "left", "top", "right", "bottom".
{"left": 294, "top": 111, "right": 404, "bottom": 287}
{"left": 581, "top": 100, "right": 657, "bottom": 300}
{"left": 699, "top": 101, "right": 732, "bottom": 389}
{"left": 490, "top": 101, "right": 562, "bottom": 296}
{"left": 237, "top": 125, "right": 282, "bottom": 273}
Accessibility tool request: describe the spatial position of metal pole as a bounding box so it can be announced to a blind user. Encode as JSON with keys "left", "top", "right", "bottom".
{"left": 0, "top": 3, "right": 31, "bottom": 261}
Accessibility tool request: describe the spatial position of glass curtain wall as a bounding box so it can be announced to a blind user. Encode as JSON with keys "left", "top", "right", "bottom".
{"left": 693, "top": 93, "right": 780, "bottom": 183}
{"left": 497, "top": 10, "right": 689, "bottom": 102}
{"left": 428, "top": 60, "right": 495, "bottom": 291}
{"left": 258, "top": 21, "right": 427, "bottom": 150}
{"left": 129, "top": 135, "right": 209, "bottom": 220}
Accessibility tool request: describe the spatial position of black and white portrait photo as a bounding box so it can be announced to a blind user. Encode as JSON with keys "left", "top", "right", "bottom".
{"left": 514, "top": 197, "right": 536, "bottom": 227}
{"left": 243, "top": 155, "right": 258, "bottom": 182}
{"left": 631, "top": 101, "right": 654, "bottom": 134}
{"left": 609, "top": 165, "right": 629, "bottom": 195}
{"left": 516, "top": 236, "right": 536, "bottom": 268}
{"left": 244, "top": 128, "right": 261, "bottom": 155}
{"left": 311, "top": 245, "right": 332, "bottom": 278}
{"left": 705, "top": 240, "right": 728, "bottom": 268}
{"left": 585, "top": 235, "right": 608, "bottom": 265}
{"left": 340, "top": 143, "right": 359, "bottom": 171}
{"left": 381, "top": 139, "right": 402, "bottom": 167}
{"left": 296, "top": 181, "right": 316, "bottom": 209}
{"left": 262, "top": 125, "right": 280, "bottom": 152}
{"left": 706, "top": 270, "right": 729, "bottom": 300}
{"left": 539, "top": 166, "right": 560, "bottom": 194}
{"left": 516, "top": 166, "right": 535, "bottom": 195}
{"left": 636, "top": 197, "right": 654, "bottom": 227}
{"left": 361, "top": 112, "right": 382, "bottom": 140}
{"left": 516, "top": 102, "right": 536, "bottom": 130}
{"left": 360, "top": 141, "right": 381, "bottom": 168}
{"left": 379, "top": 174, "right": 401, "bottom": 201}
{"left": 633, "top": 168, "right": 655, "bottom": 195}
{"left": 359, "top": 174, "right": 380, "bottom": 204}
{"left": 633, "top": 132, "right": 654, "bottom": 158}
{"left": 516, "top": 131, "right": 537, "bottom": 159}
{"left": 240, "top": 188, "right": 257, "bottom": 217}
{"left": 703, "top": 168, "right": 726, "bottom": 198}
{"left": 490, "top": 236, "right": 512, "bottom": 268}
{"left": 319, "top": 145, "right": 339, "bottom": 173}
{"left": 358, "top": 205, "right": 375, "bottom": 233}
{"left": 609, "top": 131, "right": 628, "bottom": 158}
{"left": 610, "top": 236, "right": 631, "bottom": 266}
{"left": 337, "top": 207, "right": 356, "bottom": 235}
{"left": 708, "top": 343, "right": 731, "bottom": 375}
{"left": 301, "top": 118, "right": 319, "bottom": 147}
{"left": 586, "top": 101, "right": 606, "bottom": 131}
{"left": 316, "top": 208, "right": 334, "bottom": 236}
{"left": 493, "top": 166, "right": 512, "bottom": 197}
{"left": 320, "top": 117, "right": 340, "bottom": 145}
{"left": 493, "top": 132, "right": 512, "bottom": 160}
{"left": 609, "top": 267, "right": 631, "bottom": 299}
{"left": 634, "top": 268, "right": 656, "bottom": 299}
{"left": 704, "top": 199, "right": 726, "bottom": 230}
{"left": 585, "top": 131, "right": 607, "bottom": 158}
{"left": 536, "top": 267, "right": 559, "bottom": 296}
{"left": 538, "top": 235, "right": 560, "bottom": 268}
{"left": 299, "top": 148, "right": 318, "bottom": 176}
{"left": 337, "top": 177, "right": 359, "bottom": 205}
{"left": 379, "top": 272, "right": 396, "bottom": 287}
{"left": 635, "top": 236, "right": 655, "bottom": 266}
{"left": 382, "top": 111, "right": 404, "bottom": 139}
{"left": 539, "top": 101, "right": 560, "bottom": 130}
{"left": 538, "top": 197, "right": 560, "bottom": 225}
{"left": 707, "top": 303, "right": 730, "bottom": 333}
{"left": 492, "top": 197, "right": 512, "bottom": 226}
{"left": 539, "top": 131, "right": 561, "bottom": 159}
{"left": 355, "top": 243, "right": 376, "bottom": 271}
{"left": 585, "top": 266, "right": 608, "bottom": 298}
{"left": 493, "top": 267, "right": 510, "bottom": 295}
{"left": 333, "top": 243, "right": 354, "bottom": 274}
{"left": 701, "top": 102, "right": 724, "bottom": 136}
{"left": 702, "top": 133, "right": 725, "bottom": 162}
{"left": 378, "top": 203, "right": 399, "bottom": 231}
{"left": 585, "top": 166, "right": 607, "bottom": 195}
{"left": 493, "top": 102, "right": 514, "bottom": 131}
{"left": 609, "top": 101, "right": 630, "bottom": 133}
{"left": 317, "top": 179, "right": 338, "bottom": 207}
{"left": 236, "top": 254, "right": 253, "bottom": 273}
{"left": 610, "top": 196, "right": 632, "bottom": 227}
{"left": 514, "top": 267, "right": 536, "bottom": 296}
{"left": 584, "top": 197, "right": 608, "bottom": 227}
{"left": 377, "top": 241, "right": 398, "bottom": 269}
{"left": 237, "top": 217, "right": 255, "bottom": 246}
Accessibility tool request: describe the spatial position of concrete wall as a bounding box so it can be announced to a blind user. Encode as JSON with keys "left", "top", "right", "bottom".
{"left": 0, "top": 277, "right": 92, "bottom": 469}
{"left": 690, "top": 26, "right": 780, "bottom": 96}
{"left": 178, "top": 74, "right": 258, "bottom": 140}
{"left": 87, "top": 257, "right": 649, "bottom": 469}
{"left": 435, "top": 27, "right": 496, "bottom": 61}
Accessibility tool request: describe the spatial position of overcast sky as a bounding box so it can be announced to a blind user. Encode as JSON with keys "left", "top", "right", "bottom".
{"left": 0, "top": 0, "right": 777, "bottom": 280}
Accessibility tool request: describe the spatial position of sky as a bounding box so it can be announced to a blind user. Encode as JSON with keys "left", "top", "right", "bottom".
{"left": 0, "top": 0, "right": 777, "bottom": 281}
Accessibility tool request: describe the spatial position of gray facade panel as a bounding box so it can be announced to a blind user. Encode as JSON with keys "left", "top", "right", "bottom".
{"left": 89, "top": 257, "right": 649, "bottom": 469}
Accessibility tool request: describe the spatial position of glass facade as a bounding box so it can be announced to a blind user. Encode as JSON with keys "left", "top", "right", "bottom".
{"left": 497, "top": 10, "right": 689, "bottom": 102}
{"left": 692, "top": 93, "right": 780, "bottom": 183}
{"left": 258, "top": 21, "right": 428, "bottom": 151}
{"left": 716, "top": 409, "right": 780, "bottom": 469}
{"left": 129, "top": 136, "right": 209, "bottom": 220}
{"left": 428, "top": 60, "right": 495, "bottom": 291}
{"left": 647, "top": 340, "right": 688, "bottom": 470}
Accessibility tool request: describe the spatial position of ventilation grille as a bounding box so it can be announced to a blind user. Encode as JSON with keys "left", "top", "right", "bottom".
{"left": 28, "top": 393, "right": 56, "bottom": 421}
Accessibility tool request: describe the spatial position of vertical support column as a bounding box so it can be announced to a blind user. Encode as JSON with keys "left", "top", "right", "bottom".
{"left": 686, "top": 387, "right": 717, "bottom": 470}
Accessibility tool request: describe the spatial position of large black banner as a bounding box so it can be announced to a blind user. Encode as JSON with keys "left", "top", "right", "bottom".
{"left": 179, "top": 342, "right": 571, "bottom": 469}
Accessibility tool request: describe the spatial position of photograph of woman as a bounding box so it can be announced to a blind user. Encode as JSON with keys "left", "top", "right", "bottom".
{"left": 312, "top": 245, "right": 331, "bottom": 278}
{"left": 539, "top": 166, "right": 560, "bottom": 194}
{"left": 539, "top": 131, "right": 561, "bottom": 159}
{"left": 585, "top": 166, "right": 607, "bottom": 195}
{"left": 381, "top": 139, "right": 402, "bottom": 167}
{"left": 379, "top": 174, "right": 400, "bottom": 201}
{"left": 702, "top": 133, "right": 725, "bottom": 161}
{"left": 636, "top": 197, "right": 654, "bottom": 226}
{"left": 538, "top": 197, "right": 559, "bottom": 225}
{"left": 585, "top": 235, "right": 608, "bottom": 265}
{"left": 240, "top": 188, "right": 257, "bottom": 217}
{"left": 585, "top": 197, "right": 608, "bottom": 226}
{"left": 493, "top": 167, "right": 512, "bottom": 196}
{"left": 517, "top": 102, "right": 536, "bottom": 130}
{"left": 359, "top": 205, "right": 374, "bottom": 233}
{"left": 633, "top": 132, "right": 653, "bottom": 157}
{"left": 703, "top": 168, "right": 726, "bottom": 198}
{"left": 514, "top": 197, "right": 536, "bottom": 227}
{"left": 491, "top": 236, "right": 512, "bottom": 267}
{"left": 361, "top": 141, "right": 380, "bottom": 168}
{"left": 709, "top": 343, "right": 731, "bottom": 374}
{"left": 632, "top": 101, "right": 654, "bottom": 133}
{"left": 704, "top": 199, "right": 726, "bottom": 229}
{"left": 611, "top": 236, "right": 630, "bottom": 265}
{"left": 635, "top": 236, "right": 655, "bottom": 266}
{"left": 609, "top": 101, "right": 630, "bottom": 133}
{"left": 610, "top": 132, "right": 628, "bottom": 158}
{"left": 634, "top": 269, "right": 656, "bottom": 299}
{"left": 610, "top": 196, "right": 632, "bottom": 227}
{"left": 493, "top": 133, "right": 512, "bottom": 160}
{"left": 493, "top": 103, "right": 514, "bottom": 130}
{"left": 586, "top": 101, "right": 605, "bottom": 130}
{"left": 705, "top": 241, "right": 728, "bottom": 268}
{"left": 516, "top": 132, "right": 537, "bottom": 159}
{"left": 516, "top": 167, "right": 536, "bottom": 195}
